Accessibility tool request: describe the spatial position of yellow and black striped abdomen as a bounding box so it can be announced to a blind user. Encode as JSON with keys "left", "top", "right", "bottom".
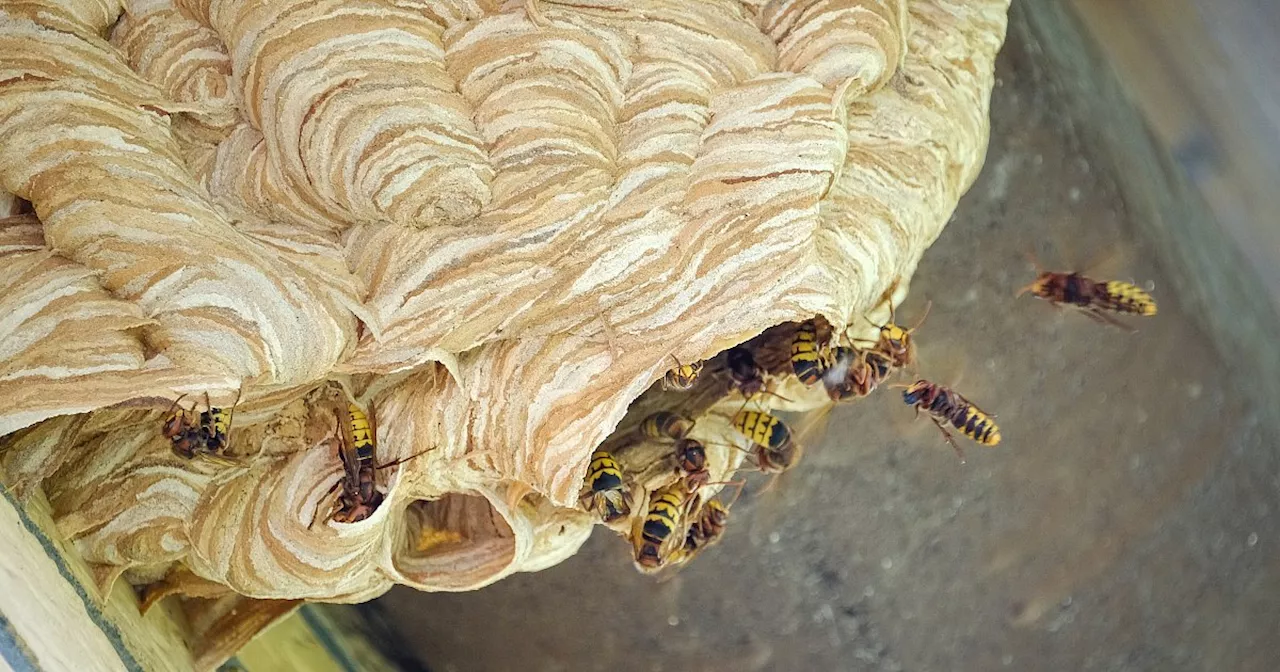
{"left": 197, "top": 406, "right": 231, "bottom": 452}
{"left": 207, "top": 408, "right": 230, "bottom": 436}
{"left": 640, "top": 411, "right": 692, "bottom": 440}
{"left": 587, "top": 450, "right": 625, "bottom": 492}
{"left": 791, "top": 321, "right": 828, "bottom": 385}
{"left": 1100, "top": 280, "right": 1157, "bottom": 316}
{"left": 733, "top": 410, "right": 791, "bottom": 451}
{"left": 639, "top": 413, "right": 663, "bottom": 439}
{"left": 696, "top": 500, "right": 729, "bottom": 540}
{"left": 347, "top": 403, "right": 376, "bottom": 461}
{"left": 642, "top": 489, "right": 684, "bottom": 543}
{"left": 950, "top": 405, "right": 1001, "bottom": 446}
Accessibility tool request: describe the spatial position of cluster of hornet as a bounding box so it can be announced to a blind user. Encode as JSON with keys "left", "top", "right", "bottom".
{"left": 581, "top": 406, "right": 745, "bottom": 573}
{"left": 160, "top": 384, "right": 428, "bottom": 529}
{"left": 580, "top": 259, "right": 1158, "bottom": 574}
{"left": 152, "top": 258, "right": 1156, "bottom": 564}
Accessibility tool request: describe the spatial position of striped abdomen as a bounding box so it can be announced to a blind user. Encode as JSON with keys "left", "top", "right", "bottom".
{"left": 642, "top": 487, "right": 685, "bottom": 545}
{"left": 587, "top": 450, "right": 625, "bottom": 493}
{"left": 733, "top": 410, "right": 792, "bottom": 452}
{"left": 640, "top": 411, "right": 693, "bottom": 440}
{"left": 904, "top": 381, "right": 1001, "bottom": 446}
{"left": 1098, "top": 280, "right": 1157, "bottom": 316}
{"left": 198, "top": 408, "right": 230, "bottom": 452}
{"left": 695, "top": 500, "right": 728, "bottom": 539}
{"left": 945, "top": 399, "right": 1001, "bottom": 446}
{"left": 636, "top": 486, "right": 684, "bottom": 568}
{"left": 207, "top": 408, "right": 230, "bottom": 437}
{"left": 347, "top": 403, "right": 376, "bottom": 463}
{"left": 1030, "top": 272, "right": 1157, "bottom": 317}
{"left": 791, "top": 320, "right": 830, "bottom": 385}
{"left": 585, "top": 450, "right": 630, "bottom": 520}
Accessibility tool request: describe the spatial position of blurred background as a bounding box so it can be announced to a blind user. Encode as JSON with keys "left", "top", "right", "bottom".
{"left": 354, "top": 1, "right": 1280, "bottom": 670}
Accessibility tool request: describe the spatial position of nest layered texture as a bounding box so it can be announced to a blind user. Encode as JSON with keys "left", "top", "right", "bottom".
{"left": 0, "top": 0, "right": 1010, "bottom": 600}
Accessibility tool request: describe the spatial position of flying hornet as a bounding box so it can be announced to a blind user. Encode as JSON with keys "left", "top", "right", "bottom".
{"left": 900, "top": 379, "right": 1001, "bottom": 462}
{"left": 1018, "top": 255, "right": 1156, "bottom": 330}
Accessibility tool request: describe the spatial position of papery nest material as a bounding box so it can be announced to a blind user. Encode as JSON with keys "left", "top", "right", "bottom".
{"left": 0, "top": 0, "right": 1011, "bottom": 601}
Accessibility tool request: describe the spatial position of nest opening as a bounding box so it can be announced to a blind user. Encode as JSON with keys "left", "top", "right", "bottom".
{"left": 393, "top": 493, "right": 516, "bottom": 590}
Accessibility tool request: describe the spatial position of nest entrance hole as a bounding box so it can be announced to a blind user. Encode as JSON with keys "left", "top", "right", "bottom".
{"left": 393, "top": 493, "right": 516, "bottom": 590}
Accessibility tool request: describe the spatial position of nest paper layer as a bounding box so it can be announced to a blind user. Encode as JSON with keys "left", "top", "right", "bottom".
{"left": 0, "top": 0, "right": 1010, "bottom": 599}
